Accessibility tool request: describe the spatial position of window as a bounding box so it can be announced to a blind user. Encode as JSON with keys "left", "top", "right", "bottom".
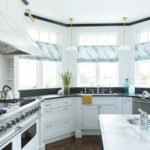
{"left": 78, "top": 63, "right": 97, "bottom": 86}
{"left": 42, "top": 61, "right": 61, "bottom": 87}
{"left": 135, "top": 30, "right": 150, "bottom": 87}
{"left": 18, "top": 26, "right": 61, "bottom": 89}
{"left": 77, "top": 33, "right": 118, "bottom": 87}
{"left": 78, "top": 33, "right": 117, "bottom": 46}
{"left": 19, "top": 59, "right": 37, "bottom": 89}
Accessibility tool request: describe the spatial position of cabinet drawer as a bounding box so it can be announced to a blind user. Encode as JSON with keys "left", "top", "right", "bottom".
{"left": 43, "top": 105, "right": 72, "bottom": 113}
{"left": 43, "top": 118, "right": 73, "bottom": 139}
{"left": 43, "top": 98, "right": 72, "bottom": 109}
{"left": 92, "top": 97, "right": 121, "bottom": 105}
{"left": 42, "top": 107, "right": 73, "bottom": 122}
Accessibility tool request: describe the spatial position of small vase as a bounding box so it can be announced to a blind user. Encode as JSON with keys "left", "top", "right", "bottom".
{"left": 64, "top": 86, "right": 70, "bottom": 95}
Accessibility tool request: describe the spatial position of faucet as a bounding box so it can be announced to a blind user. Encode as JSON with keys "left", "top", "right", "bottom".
{"left": 102, "top": 89, "right": 107, "bottom": 94}
{"left": 89, "top": 89, "right": 94, "bottom": 94}
{"left": 138, "top": 108, "right": 148, "bottom": 130}
{"left": 97, "top": 85, "right": 99, "bottom": 94}
{"left": 84, "top": 86, "right": 87, "bottom": 94}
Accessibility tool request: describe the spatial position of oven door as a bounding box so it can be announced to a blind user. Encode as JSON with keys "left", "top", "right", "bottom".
{"left": 0, "top": 134, "right": 20, "bottom": 150}
{"left": 19, "top": 118, "right": 40, "bottom": 150}
{"left": 132, "top": 98, "right": 150, "bottom": 114}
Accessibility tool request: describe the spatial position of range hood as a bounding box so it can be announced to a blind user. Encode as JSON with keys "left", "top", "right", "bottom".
{"left": 0, "top": 10, "right": 39, "bottom": 55}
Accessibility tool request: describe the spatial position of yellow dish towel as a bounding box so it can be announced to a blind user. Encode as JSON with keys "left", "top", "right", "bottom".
{"left": 82, "top": 94, "right": 92, "bottom": 104}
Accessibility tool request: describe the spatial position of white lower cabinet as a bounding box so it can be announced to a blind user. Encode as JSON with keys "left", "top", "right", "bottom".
{"left": 82, "top": 97, "right": 123, "bottom": 130}
{"left": 122, "top": 97, "right": 132, "bottom": 114}
{"left": 41, "top": 98, "right": 74, "bottom": 144}
{"left": 83, "top": 105, "right": 99, "bottom": 130}
{"left": 41, "top": 96, "right": 133, "bottom": 143}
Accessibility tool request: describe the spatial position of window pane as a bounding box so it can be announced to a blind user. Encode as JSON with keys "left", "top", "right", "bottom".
{"left": 78, "top": 63, "right": 96, "bottom": 86}
{"left": 19, "top": 59, "right": 37, "bottom": 89}
{"left": 78, "top": 33, "right": 117, "bottom": 45}
{"left": 42, "top": 61, "right": 60, "bottom": 87}
{"left": 40, "top": 30, "right": 49, "bottom": 42}
{"left": 50, "top": 32, "right": 57, "bottom": 44}
{"left": 27, "top": 28, "right": 38, "bottom": 40}
{"left": 135, "top": 61, "right": 150, "bottom": 87}
{"left": 99, "top": 63, "right": 118, "bottom": 86}
{"left": 140, "top": 32, "right": 148, "bottom": 43}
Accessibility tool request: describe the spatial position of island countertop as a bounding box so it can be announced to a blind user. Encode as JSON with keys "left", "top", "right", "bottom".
{"left": 99, "top": 115, "right": 150, "bottom": 150}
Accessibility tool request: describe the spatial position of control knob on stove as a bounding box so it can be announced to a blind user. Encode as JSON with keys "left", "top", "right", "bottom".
{"left": 6, "top": 122, "right": 12, "bottom": 128}
{"left": 25, "top": 111, "right": 30, "bottom": 117}
{"left": 20, "top": 114, "right": 26, "bottom": 119}
{"left": 15, "top": 117, "right": 20, "bottom": 123}
{"left": 11, "top": 119, "right": 16, "bottom": 125}
{"left": 0, "top": 125, "right": 6, "bottom": 132}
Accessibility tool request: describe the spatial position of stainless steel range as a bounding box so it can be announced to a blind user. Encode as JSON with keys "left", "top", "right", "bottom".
{"left": 0, "top": 98, "right": 41, "bottom": 150}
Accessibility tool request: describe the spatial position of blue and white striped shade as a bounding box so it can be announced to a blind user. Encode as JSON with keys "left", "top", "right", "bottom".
{"left": 135, "top": 42, "right": 150, "bottom": 61}
{"left": 77, "top": 45, "right": 118, "bottom": 62}
{"left": 20, "top": 41, "right": 62, "bottom": 62}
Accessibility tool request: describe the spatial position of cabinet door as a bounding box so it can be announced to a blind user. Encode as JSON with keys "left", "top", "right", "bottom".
{"left": 100, "top": 105, "right": 116, "bottom": 114}
{"left": 122, "top": 98, "right": 132, "bottom": 114}
{"left": 83, "top": 105, "right": 99, "bottom": 130}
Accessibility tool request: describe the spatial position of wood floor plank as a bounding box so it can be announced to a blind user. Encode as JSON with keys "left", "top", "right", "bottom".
{"left": 46, "top": 136, "right": 102, "bottom": 150}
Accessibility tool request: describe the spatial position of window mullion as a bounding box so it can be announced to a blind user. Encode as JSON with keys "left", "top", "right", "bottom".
{"left": 96, "top": 63, "right": 99, "bottom": 86}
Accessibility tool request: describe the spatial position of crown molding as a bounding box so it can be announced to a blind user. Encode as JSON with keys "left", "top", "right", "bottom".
{"left": 25, "top": 13, "right": 150, "bottom": 27}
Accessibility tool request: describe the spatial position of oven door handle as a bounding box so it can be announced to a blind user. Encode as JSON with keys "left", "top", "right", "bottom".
{"left": 133, "top": 99, "right": 150, "bottom": 104}
{"left": 0, "top": 114, "right": 41, "bottom": 147}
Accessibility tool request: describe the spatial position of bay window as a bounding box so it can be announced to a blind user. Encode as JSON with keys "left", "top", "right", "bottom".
{"left": 77, "top": 32, "right": 119, "bottom": 87}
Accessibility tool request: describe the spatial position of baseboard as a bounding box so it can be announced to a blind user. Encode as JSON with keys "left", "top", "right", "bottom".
{"left": 82, "top": 130, "right": 100, "bottom": 135}
{"left": 44, "top": 132, "right": 75, "bottom": 145}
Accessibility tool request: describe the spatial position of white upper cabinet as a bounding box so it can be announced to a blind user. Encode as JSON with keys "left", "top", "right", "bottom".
{"left": 0, "top": 0, "right": 24, "bottom": 25}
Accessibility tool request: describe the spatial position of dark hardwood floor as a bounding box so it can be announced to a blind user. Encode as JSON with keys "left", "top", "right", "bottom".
{"left": 46, "top": 136, "right": 102, "bottom": 150}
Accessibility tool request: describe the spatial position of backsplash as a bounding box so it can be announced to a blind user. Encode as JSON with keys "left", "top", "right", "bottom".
{"left": 19, "top": 87, "right": 150, "bottom": 97}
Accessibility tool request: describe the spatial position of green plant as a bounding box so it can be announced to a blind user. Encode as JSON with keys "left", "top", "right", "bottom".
{"left": 60, "top": 71, "right": 72, "bottom": 88}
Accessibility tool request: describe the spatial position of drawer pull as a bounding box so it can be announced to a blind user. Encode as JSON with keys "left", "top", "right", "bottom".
{"left": 46, "top": 104, "right": 51, "bottom": 106}
{"left": 46, "top": 124, "right": 52, "bottom": 127}
{"left": 64, "top": 107, "right": 69, "bottom": 110}
{"left": 64, "top": 121, "right": 69, "bottom": 123}
{"left": 46, "top": 110, "right": 51, "bottom": 113}
{"left": 64, "top": 102, "right": 69, "bottom": 104}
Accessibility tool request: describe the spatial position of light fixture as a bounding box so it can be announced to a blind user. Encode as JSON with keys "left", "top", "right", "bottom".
{"left": 25, "top": 9, "right": 35, "bottom": 22}
{"left": 65, "top": 18, "right": 77, "bottom": 52}
{"left": 118, "top": 17, "right": 130, "bottom": 51}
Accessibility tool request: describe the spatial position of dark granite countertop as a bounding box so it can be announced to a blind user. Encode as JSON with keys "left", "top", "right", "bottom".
{"left": 23, "top": 93, "right": 148, "bottom": 102}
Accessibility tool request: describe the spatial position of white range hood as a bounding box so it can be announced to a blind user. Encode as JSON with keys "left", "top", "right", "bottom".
{"left": 0, "top": 10, "right": 39, "bottom": 55}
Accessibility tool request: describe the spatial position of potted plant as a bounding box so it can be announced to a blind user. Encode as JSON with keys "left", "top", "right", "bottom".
{"left": 60, "top": 71, "right": 72, "bottom": 95}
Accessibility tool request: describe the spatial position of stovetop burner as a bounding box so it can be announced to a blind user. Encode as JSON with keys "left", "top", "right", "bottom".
{"left": 0, "top": 98, "right": 35, "bottom": 106}
{"left": 0, "top": 98, "right": 36, "bottom": 114}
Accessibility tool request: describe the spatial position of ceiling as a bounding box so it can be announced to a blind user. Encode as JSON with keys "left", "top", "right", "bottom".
{"left": 27, "top": 0, "right": 150, "bottom": 24}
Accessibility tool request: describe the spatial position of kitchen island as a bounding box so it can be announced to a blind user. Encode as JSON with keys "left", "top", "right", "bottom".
{"left": 99, "top": 115, "right": 150, "bottom": 150}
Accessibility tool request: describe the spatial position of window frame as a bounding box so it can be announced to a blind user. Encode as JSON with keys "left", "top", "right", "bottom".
{"left": 77, "top": 32, "right": 119, "bottom": 87}
{"left": 16, "top": 25, "right": 62, "bottom": 90}
{"left": 135, "top": 29, "right": 150, "bottom": 87}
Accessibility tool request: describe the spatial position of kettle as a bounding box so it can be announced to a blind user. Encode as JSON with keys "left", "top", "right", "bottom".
{"left": 1, "top": 85, "right": 13, "bottom": 99}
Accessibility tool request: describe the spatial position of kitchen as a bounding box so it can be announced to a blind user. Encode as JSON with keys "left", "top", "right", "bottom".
{"left": 0, "top": 0, "right": 150, "bottom": 150}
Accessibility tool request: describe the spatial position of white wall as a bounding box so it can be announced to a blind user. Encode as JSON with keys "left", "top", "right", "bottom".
{"left": 0, "top": 55, "right": 7, "bottom": 89}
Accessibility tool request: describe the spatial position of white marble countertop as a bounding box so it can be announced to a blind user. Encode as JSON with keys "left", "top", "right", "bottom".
{"left": 99, "top": 115, "right": 150, "bottom": 150}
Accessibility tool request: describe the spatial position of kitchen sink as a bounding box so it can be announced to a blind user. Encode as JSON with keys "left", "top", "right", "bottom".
{"left": 127, "top": 118, "right": 150, "bottom": 125}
